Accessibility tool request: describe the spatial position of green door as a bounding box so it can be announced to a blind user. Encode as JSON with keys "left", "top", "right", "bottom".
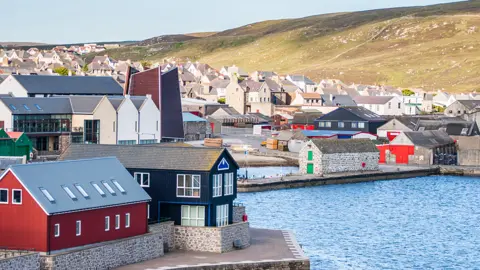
{"left": 307, "top": 163, "right": 314, "bottom": 174}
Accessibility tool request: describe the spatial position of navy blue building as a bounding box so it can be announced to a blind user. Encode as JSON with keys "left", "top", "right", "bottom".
{"left": 314, "top": 107, "right": 387, "bottom": 134}
{"left": 60, "top": 144, "right": 239, "bottom": 227}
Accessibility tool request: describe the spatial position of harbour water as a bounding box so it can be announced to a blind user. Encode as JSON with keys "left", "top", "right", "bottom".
{"left": 237, "top": 166, "right": 299, "bottom": 179}
{"left": 238, "top": 176, "right": 480, "bottom": 269}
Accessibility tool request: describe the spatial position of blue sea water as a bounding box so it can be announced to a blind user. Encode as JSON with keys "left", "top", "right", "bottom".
{"left": 237, "top": 176, "right": 480, "bottom": 269}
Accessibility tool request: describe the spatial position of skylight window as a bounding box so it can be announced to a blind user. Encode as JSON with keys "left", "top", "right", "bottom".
{"left": 74, "top": 184, "right": 89, "bottom": 198}
{"left": 9, "top": 104, "right": 17, "bottom": 110}
{"left": 23, "top": 104, "right": 31, "bottom": 111}
{"left": 62, "top": 186, "right": 77, "bottom": 199}
{"left": 92, "top": 183, "right": 105, "bottom": 196}
{"left": 34, "top": 104, "right": 42, "bottom": 110}
{"left": 112, "top": 180, "right": 126, "bottom": 193}
{"left": 40, "top": 187, "right": 55, "bottom": 202}
{"left": 418, "top": 127, "right": 425, "bottom": 131}
{"left": 102, "top": 181, "right": 116, "bottom": 195}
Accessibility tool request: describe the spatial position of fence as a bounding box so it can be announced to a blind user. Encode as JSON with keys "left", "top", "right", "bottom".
{"left": 221, "top": 126, "right": 253, "bottom": 135}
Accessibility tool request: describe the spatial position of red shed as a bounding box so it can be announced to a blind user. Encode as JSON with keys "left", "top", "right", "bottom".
{"left": 0, "top": 157, "right": 151, "bottom": 253}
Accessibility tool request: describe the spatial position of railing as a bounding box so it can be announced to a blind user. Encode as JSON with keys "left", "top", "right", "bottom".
{"left": 148, "top": 217, "right": 172, "bottom": 225}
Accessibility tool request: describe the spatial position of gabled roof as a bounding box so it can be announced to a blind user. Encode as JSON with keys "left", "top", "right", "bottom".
{"left": 69, "top": 96, "right": 104, "bottom": 114}
{"left": 353, "top": 96, "right": 395, "bottom": 105}
{"left": 59, "top": 144, "right": 239, "bottom": 171}
{"left": 240, "top": 79, "right": 264, "bottom": 92}
{"left": 11, "top": 75, "right": 123, "bottom": 95}
{"left": 321, "top": 95, "right": 356, "bottom": 106}
{"left": 456, "top": 100, "right": 480, "bottom": 111}
{"left": 107, "top": 96, "right": 125, "bottom": 110}
{"left": 292, "top": 112, "right": 323, "bottom": 124}
{"left": 6, "top": 157, "right": 151, "bottom": 215}
{"left": 265, "top": 78, "right": 281, "bottom": 92}
{"left": 130, "top": 96, "right": 148, "bottom": 110}
{"left": 401, "top": 131, "right": 454, "bottom": 148}
{"left": 321, "top": 107, "right": 385, "bottom": 121}
{"left": 210, "top": 78, "right": 230, "bottom": 89}
{"left": 311, "top": 139, "right": 379, "bottom": 154}
{"left": 280, "top": 80, "right": 299, "bottom": 92}
{"left": 415, "top": 119, "right": 479, "bottom": 136}
{"left": 288, "top": 75, "right": 315, "bottom": 85}
{"left": 0, "top": 97, "right": 72, "bottom": 114}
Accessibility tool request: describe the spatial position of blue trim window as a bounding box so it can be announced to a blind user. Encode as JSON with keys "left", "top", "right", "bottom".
{"left": 351, "top": 122, "right": 358, "bottom": 128}
{"left": 213, "top": 174, "right": 222, "bottom": 197}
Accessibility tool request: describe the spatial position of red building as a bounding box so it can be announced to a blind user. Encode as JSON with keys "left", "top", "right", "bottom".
{"left": 0, "top": 157, "right": 151, "bottom": 253}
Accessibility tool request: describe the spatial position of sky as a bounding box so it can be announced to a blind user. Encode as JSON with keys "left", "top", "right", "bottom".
{"left": 6, "top": 0, "right": 463, "bottom": 44}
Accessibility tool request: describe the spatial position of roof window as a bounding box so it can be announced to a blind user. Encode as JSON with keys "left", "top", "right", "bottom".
{"left": 418, "top": 127, "right": 425, "bottom": 131}
{"left": 9, "top": 104, "right": 17, "bottom": 110}
{"left": 91, "top": 182, "right": 106, "bottom": 196}
{"left": 112, "top": 180, "right": 126, "bottom": 193}
{"left": 34, "top": 104, "right": 42, "bottom": 110}
{"left": 102, "top": 181, "right": 116, "bottom": 195}
{"left": 74, "top": 184, "right": 89, "bottom": 198}
{"left": 40, "top": 187, "right": 55, "bottom": 202}
{"left": 23, "top": 104, "right": 30, "bottom": 111}
{"left": 62, "top": 186, "right": 77, "bottom": 199}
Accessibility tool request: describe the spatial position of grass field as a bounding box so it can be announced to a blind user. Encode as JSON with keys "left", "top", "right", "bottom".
{"left": 95, "top": 1, "right": 480, "bottom": 92}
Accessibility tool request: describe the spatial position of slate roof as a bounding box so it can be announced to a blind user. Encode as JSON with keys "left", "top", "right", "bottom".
{"left": 353, "top": 96, "right": 395, "bottom": 104}
{"left": 402, "top": 131, "right": 454, "bottom": 148}
{"left": 321, "top": 95, "right": 356, "bottom": 106}
{"left": 415, "top": 119, "right": 479, "bottom": 136}
{"left": 342, "top": 107, "right": 385, "bottom": 121}
{"left": 210, "top": 78, "right": 230, "bottom": 89}
{"left": 6, "top": 157, "right": 151, "bottom": 215}
{"left": 69, "top": 96, "right": 103, "bottom": 114}
{"left": 456, "top": 100, "right": 480, "bottom": 111}
{"left": 292, "top": 112, "right": 323, "bottom": 124}
{"left": 107, "top": 97, "right": 124, "bottom": 110}
{"left": 59, "top": 144, "right": 238, "bottom": 171}
{"left": 0, "top": 97, "right": 72, "bottom": 114}
{"left": 311, "top": 139, "right": 379, "bottom": 154}
{"left": 265, "top": 78, "right": 281, "bottom": 92}
{"left": 240, "top": 79, "right": 263, "bottom": 92}
{"left": 288, "top": 75, "right": 315, "bottom": 85}
{"left": 12, "top": 75, "right": 124, "bottom": 95}
{"left": 280, "top": 80, "right": 299, "bottom": 92}
{"left": 130, "top": 96, "right": 148, "bottom": 110}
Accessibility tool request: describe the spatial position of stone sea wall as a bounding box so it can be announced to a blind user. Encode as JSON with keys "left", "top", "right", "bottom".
{"left": 149, "top": 221, "right": 175, "bottom": 252}
{"left": 0, "top": 252, "right": 40, "bottom": 270}
{"left": 40, "top": 232, "right": 163, "bottom": 270}
{"left": 232, "top": 206, "right": 246, "bottom": 223}
{"left": 321, "top": 152, "right": 379, "bottom": 174}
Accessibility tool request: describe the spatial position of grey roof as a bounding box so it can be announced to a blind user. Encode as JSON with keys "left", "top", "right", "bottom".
{"left": 321, "top": 87, "right": 341, "bottom": 96}
{"left": 353, "top": 96, "right": 395, "bottom": 104}
{"left": 0, "top": 97, "right": 72, "bottom": 114}
{"left": 280, "top": 80, "right": 299, "bottom": 92}
{"left": 69, "top": 96, "right": 103, "bottom": 114}
{"left": 415, "top": 119, "right": 479, "bottom": 136}
{"left": 240, "top": 79, "right": 263, "bottom": 92}
{"left": 288, "top": 75, "right": 315, "bottom": 85}
{"left": 311, "top": 139, "right": 379, "bottom": 154}
{"left": 59, "top": 144, "right": 239, "bottom": 171}
{"left": 342, "top": 107, "right": 386, "bottom": 121}
{"left": 257, "top": 71, "right": 278, "bottom": 78}
{"left": 107, "top": 97, "right": 124, "bottom": 110}
{"left": 293, "top": 112, "right": 323, "bottom": 124}
{"left": 12, "top": 75, "right": 124, "bottom": 95}
{"left": 342, "top": 88, "right": 360, "bottom": 97}
{"left": 210, "top": 78, "right": 230, "bottom": 89}
{"left": 7, "top": 157, "right": 151, "bottom": 215}
{"left": 276, "top": 130, "right": 294, "bottom": 141}
{"left": 130, "top": 97, "right": 147, "bottom": 110}
{"left": 265, "top": 78, "right": 281, "bottom": 92}
{"left": 321, "top": 94, "right": 356, "bottom": 106}
{"left": 456, "top": 100, "right": 480, "bottom": 111}
{"left": 180, "top": 71, "right": 196, "bottom": 82}
{"left": 403, "top": 131, "right": 454, "bottom": 148}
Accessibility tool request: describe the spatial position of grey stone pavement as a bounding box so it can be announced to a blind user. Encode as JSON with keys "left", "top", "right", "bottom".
{"left": 117, "top": 228, "right": 305, "bottom": 270}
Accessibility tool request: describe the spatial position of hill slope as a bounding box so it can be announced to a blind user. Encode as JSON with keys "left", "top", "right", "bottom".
{"left": 98, "top": 1, "right": 480, "bottom": 92}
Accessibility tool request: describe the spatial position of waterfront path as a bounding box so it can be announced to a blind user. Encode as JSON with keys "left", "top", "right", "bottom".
{"left": 116, "top": 228, "right": 308, "bottom": 270}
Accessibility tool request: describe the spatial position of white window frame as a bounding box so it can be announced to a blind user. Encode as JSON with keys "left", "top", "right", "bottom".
{"left": 358, "top": 122, "right": 365, "bottom": 129}
{"left": 125, "top": 213, "right": 130, "bottom": 228}
{"left": 74, "top": 184, "right": 89, "bottom": 198}
{"left": 76, "top": 220, "right": 81, "bottom": 236}
{"left": 338, "top": 122, "right": 345, "bottom": 128}
{"left": 102, "top": 181, "right": 116, "bottom": 195}
{"left": 115, "top": 215, "right": 120, "bottom": 230}
{"left": 62, "top": 186, "right": 77, "bottom": 199}
{"left": 0, "top": 188, "right": 8, "bottom": 204}
{"left": 12, "top": 189, "right": 22, "bottom": 205}
{"left": 224, "top": 173, "right": 234, "bottom": 196}
{"left": 181, "top": 205, "right": 205, "bottom": 227}
{"left": 105, "top": 216, "right": 110, "bottom": 231}
{"left": 213, "top": 174, "right": 222, "bottom": 197}
{"left": 325, "top": 122, "right": 332, "bottom": 128}
{"left": 351, "top": 122, "right": 358, "bottom": 128}
{"left": 177, "top": 174, "right": 201, "bottom": 198}
{"left": 92, "top": 183, "right": 105, "bottom": 196}
{"left": 147, "top": 204, "right": 150, "bottom": 219}
{"left": 54, "top": 224, "right": 60, "bottom": 237}
{"left": 318, "top": 121, "right": 325, "bottom": 128}
{"left": 134, "top": 172, "right": 150, "bottom": 187}
{"left": 216, "top": 204, "right": 229, "bottom": 227}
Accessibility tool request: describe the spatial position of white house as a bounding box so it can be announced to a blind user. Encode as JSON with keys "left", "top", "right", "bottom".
{"left": 291, "top": 92, "right": 323, "bottom": 106}
{"left": 402, "top": 95, "right": 423, "bottom": 115}
{"left": 130, "top": 95, "right": 160, "bottom": 144}
{"left": 353, "top": 96, "right": 403, "bottom": 116}
{"left": 432, "top": 91, "right": 450, "bottom": 107}
{"left": 286, "top": 75, "right": 316, "bottom": 93}
{"left": 108, "top": 96, "right": 139, "bottom": 145}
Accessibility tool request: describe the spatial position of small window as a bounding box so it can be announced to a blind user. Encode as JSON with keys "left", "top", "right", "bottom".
{"left": 105, "top": 216, "right": 110, "bottom": 231}
{"left": 112, "top": 180, "right": 126, "bottom": 193}
{"left": 40, "top": 188, "right": 55, "bottom": 202}
{"left": 135, "top": 121, "right": 138, "bottom": 132}
{"left": 358, "top": 122, "right": 365, "bottom": 129}
{"left": 351, "top": 122, "right": 358, "bottom": 128}
{"left": 74, "top": 184, "right": 89, "bottom": 198}
{"left": 461, "top": 128, "right": 469, "bottom": 135}
{"left": 308, "top": 151, "right": 313, "bottom": 161}
{"left": 62, "top": 186, "right": 77, "bottom": 199}
{"left": 9, "top": 104, "right": 17, "bottom": 110}
{"left": 318, "top": 122, "right": 325, "bottom": 128}
{"left": 92, "top": 183, "right": 105, "bottom": 196}
{"left": 102, "top": 181, "right": 116, "bottom": 195}
{"left": 147, "top": 204, "right": 150, "bottom": 219}
{"left": 135, "top": 173, "right": 150, "bottom": 187}
{"left": 156, "top": 121, "right": 159, "bottom": 131}
{"left": 325, "top": 122, "right": 331, "bottom": 128}
{"left": 54, "top": 224, "right": 60, "bottom": 237}
{"left": 34, "top": 104, "right": 42, "bottom": 110}
{"left": 76, "top": 220, "right": 81, "bottom": 236}
{"left": 125, "top": 213, "right": 130, "bottom": 228}
{"left": 115, "top": 215, "right": 120, "bottom": 229}
{"left": 113, "top": 121, "right": 116, "bottom": 132}
{"left": 398, "top": 103, "right": 401, "bottom": 109}
{"left": 23, "top": 104, "right": 31, "bottom": 111}
{"left": 12, "top": 189, "right": 22, "bottom": 204}
{"left": 224, "top": 173, "right": 234, "bottom": 196}
{"left": 338, "top": 122, "right": 345, "bottom": 128}
{"left": 0, "top": 189, "right": 8, "bottom": 204}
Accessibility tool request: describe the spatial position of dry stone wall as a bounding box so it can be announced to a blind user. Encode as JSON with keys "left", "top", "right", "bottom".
{"left": 40, "top": 232, "right": 163, "bottom": 270}
{"left": 321, "top": 152, "right": 379, "bottom": 174}
{"left": 149, "top": 221, "right": 175, "bottom": 252}
{"left": 0, "top": 252, "right": 40, "bottom": 270}
{"left": 174, "top": 222, "right": 250, "bottom": 253}
{"left": 232, "top": 206, "right": 246, "bottom": 223}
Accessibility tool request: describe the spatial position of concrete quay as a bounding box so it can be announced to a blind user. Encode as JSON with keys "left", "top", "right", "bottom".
{"left": 238, "top": 166, "right": 440, "bottom": 192}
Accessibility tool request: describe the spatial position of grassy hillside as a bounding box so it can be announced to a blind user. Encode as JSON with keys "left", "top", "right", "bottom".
{"left": 97, "top": 1, "right": 480, "bottom": 92}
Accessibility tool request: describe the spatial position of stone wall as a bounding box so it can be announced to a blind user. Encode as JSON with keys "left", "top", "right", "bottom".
{"left": 170, "top": 259, "right": 310, "bottom": 269}
{"left": 174, "top": 222, "right": 250, "bottom": 253}
{"left": 452, "top": 136, "right": 480, "bottom": 166}
{"left": 184, "top": 121, "right": 212, "bottom": 141}
{"left": 149, "top": 221, "right": 175, "bottom": 252}
{"left": 40, "top": 232, "right": 163, "bottom": 270}
{"left": 298, "top": 141, "right": 323, "bottom": 175}
{"left": 232, "top": 206, "right": 246, "bottom": 223}
{"left": 322, "top": 152, "right": 379, "bottom": 174}
{"left": 0, "top": 252, "right": 40, "bottom": 270}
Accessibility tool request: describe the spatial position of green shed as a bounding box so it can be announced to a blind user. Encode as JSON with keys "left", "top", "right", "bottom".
{"left": 0, "top": 129, "right": 33, "bottom": 160}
